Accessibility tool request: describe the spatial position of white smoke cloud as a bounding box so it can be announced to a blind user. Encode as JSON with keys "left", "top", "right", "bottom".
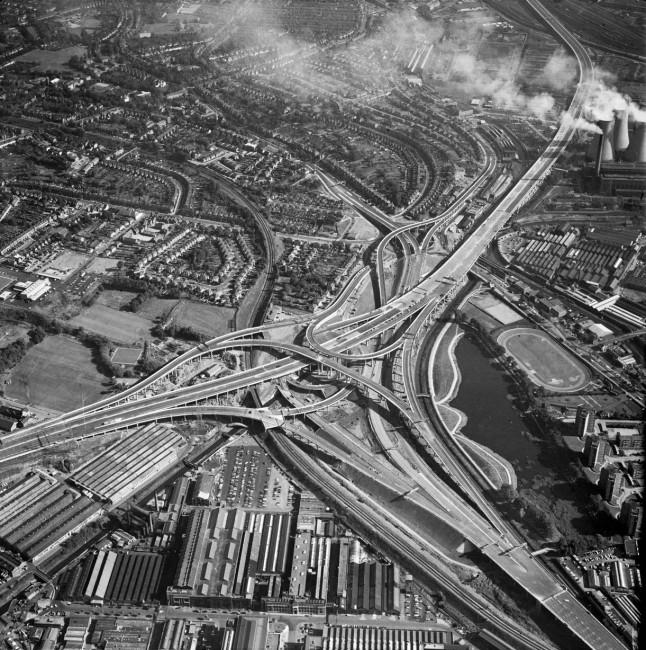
{"left": 526, "top": 93, "right": 556, "bottom": 120}
{"left": 538, "top": 51, "right": 578, "bottom": 92}
{"left": 448, "top": 52, "right": 557, "bottom": 120}
{"left": 560, "top": 113, "right": 602, "bottom": 134}
{"left": 564, "top": 78, "right": 646, "bottom": 133}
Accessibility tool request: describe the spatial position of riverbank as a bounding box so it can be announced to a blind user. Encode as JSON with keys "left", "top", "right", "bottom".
{"left": 447, "top": 326, "right": 623, "bottom": 552}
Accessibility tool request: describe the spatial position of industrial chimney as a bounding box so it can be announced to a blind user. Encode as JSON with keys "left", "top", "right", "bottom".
{"left": 626, "top": 120, "right": 646, "bottom": 163}
{"left": 613, "top": 109, "right": 630, "bottom": 157}
{"left": 586, "top": 134, "right": 601, "bottom": 162}
{"left": 595, "top": 119, "right": 615, "bottom": 174}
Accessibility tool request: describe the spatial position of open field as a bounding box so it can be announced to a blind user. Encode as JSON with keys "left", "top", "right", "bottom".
{"left": 6, "top": 335, "right": 109, "bottom": 411}
{"left": 471, "top": 294, "right": 522, "bottom": 326}
{"left": 137, "top": 297, "right": 179, "bottom": 321}
{"left": 174, "top": 301, "right": 235, "bottom": 338}
{"left": 85, "top": 257, "right": 120, "bottom": 274}
{"left": 97, "top": 290, "right": 138, "bottom": 310}
{"left": 498, "top": 328, "right": 590, "bottom": 392}
{"left": 17, "top": 46, "right": 88, "bottom": 71}
{"left": 70, "top": 304, "right": 153, "bottom": 343}
{"left": 343, "top": 215, "right": 379, "bottom": 241}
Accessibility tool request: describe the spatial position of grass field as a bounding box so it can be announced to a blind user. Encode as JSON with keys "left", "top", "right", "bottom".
{"left": 97, "top": 290, "right": 138, "bottom": 310}
{"left": 498, "top": 328, "right": 590, "bottom": 392}
{"left": 6, "top": 335, "right": 109, "bottom": 411}
{"left": 174, "top": 301, "right": 235, "bottom": 337}
{"left": 137, "top": 297, "right": 179, "bottom": 321}
{"left": 70, "top": 304, "right": 153, "bottom": 343}
{"left": 17, "top": 46, "right": 88, "bottom": 71}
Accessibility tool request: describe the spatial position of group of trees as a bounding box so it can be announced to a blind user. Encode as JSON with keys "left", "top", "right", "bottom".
{"left": 151, "top": 322, "right": 205, "bottom": 343}
{"left": 124, "top": 289, "right": 153, "bottom": 313}
{"left": 495, "top": 485, "right": 558, "bottom": 541}
{"left": 0, "top": 338, "right": 30, "bottom": 375}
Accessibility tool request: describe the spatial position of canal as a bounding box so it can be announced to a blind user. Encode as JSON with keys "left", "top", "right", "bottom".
{"left": 450, "top": 329, "right": 545, "bottom": 485}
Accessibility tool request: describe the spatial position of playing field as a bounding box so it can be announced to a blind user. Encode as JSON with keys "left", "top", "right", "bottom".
{"left": 6, "top": 335, "right": 109, "bottom": 411}
{"left": 111, "top": 347, "right": 143, "bottom": 365}
{"left": 70, "top": 304, "right": 153, "bottom": 343}
{"left": 174, "top": 301, "right": 235, "bottom": 338}
{"left": 497, "top": 328, "right": 590, "bottom": 392}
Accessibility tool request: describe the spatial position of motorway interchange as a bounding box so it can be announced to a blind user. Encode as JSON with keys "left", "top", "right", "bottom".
{"left": 0, "top": 2, "right": 631, "bottom": 649}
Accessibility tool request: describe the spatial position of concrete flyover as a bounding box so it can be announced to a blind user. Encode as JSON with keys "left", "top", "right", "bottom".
{"left": 0, "top": 0, "right": 628, "bottom": 646}
{"left": 3, "top": 264, "right": 374, "bottom": 450}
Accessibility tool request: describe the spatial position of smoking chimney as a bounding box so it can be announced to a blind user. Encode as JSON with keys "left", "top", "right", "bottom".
{"left": 626, "top": 120, "right": 646, "bottom": 163}
{"left": 613, "top": 109, "right": 630, "bottom": 157}
{"left": 586, "top": 134, "right": 601, "bottom": 162}
{"left": 595, "top": 119, "right": 615, "bottom": 174}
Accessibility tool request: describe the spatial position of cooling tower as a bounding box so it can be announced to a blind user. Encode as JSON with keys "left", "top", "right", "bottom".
{"left": 595, "top": 119, "right": 615, "bottom": 174}
{"left": 613, "top": 109, "right": 630, "bottom": 154}
{"left": 626, "top": 120, "right": 646, "bottom": 163}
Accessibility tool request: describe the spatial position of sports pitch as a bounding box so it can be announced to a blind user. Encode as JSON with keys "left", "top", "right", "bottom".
{"left": 111, "top": 347, "right": 143, "bottom": 365}
{"left": 497, "top": 328, "right": 590, "bottom": 392}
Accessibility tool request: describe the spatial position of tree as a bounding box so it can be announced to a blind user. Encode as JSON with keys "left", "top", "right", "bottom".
{"left": 498, "top": 484, "right": 518, "bottom": 502}
{"left": 29, "top": 326, "right": 47, "bottom": 344}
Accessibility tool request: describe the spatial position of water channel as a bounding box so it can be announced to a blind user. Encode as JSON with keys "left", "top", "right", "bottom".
{"left": 450, "top": 329, "right": 545, "bottom": 485}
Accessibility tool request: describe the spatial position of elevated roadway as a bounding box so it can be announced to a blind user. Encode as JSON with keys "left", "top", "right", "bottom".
{"left": 0, "top": 0, "right": 628, "bottom": 646}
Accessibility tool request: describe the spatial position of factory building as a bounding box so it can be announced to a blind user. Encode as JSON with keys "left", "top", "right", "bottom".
{"left": 167, "top": 506, "right": 292, "bottom": 608}
{"left": 0, "top": 472, "right": 102, "bottom": 562}
{"left": 60, "top": 549, "right": 164, "bottom": 605}
{"left": 61, "top": 616, "right": 91, "bottom": 650}
{"left": 589, "top": 114, "right": 646, "bottom": 199}
{"left": 233, "top": 616, "right": 269, "bottom": 650}
{"left": 322, "top": 625, "right": 460, "bottom": 650}
{"left": 346, "top": 561, "right": 401, "bottom": 614}
{"left": 19, "top": 278, "right": 51, "bottom": 302}
{"left": 69, "top": 423, "right": 186, "bottom": 504}
{"left": 191, "top": 473, "right": 216, "bottom": 506}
